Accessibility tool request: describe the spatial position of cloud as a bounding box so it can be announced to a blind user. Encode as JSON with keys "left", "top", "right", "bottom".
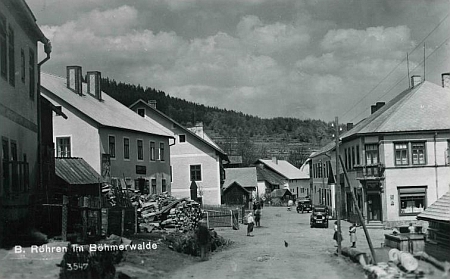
{"left": 321, "top": 25, "right": 414, "bottom": 59}
{"left": 237, "top": 15, "right": 311, "bottom": 55}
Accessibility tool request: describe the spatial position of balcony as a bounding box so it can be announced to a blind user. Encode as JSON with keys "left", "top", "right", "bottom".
{"left": 355, "top": 163, "right": 385, "bottom": 181}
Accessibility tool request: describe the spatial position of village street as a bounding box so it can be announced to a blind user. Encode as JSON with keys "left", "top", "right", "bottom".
{"left": 167, "top": 206, "right": 373, "bottom": 279}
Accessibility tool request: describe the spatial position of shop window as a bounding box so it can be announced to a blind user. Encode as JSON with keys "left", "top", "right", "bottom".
{"left": 398, "top": 186, "right": 426, "bottom": 215}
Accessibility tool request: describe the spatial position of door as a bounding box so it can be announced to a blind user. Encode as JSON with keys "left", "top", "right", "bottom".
{"left": 367, "top": 193, "right": 381, "bottom": 221}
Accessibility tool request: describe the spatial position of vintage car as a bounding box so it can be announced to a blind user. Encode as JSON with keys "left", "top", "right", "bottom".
{"left": 310, "top": 205, "right": 329, "bottom": 228}
{"left": 296, "top": 198, "right": 312, "bottom": 213}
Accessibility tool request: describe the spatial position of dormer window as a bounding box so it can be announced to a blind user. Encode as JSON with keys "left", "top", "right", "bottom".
{"left": 137, "top": 108, "right": 145, "bottom": 117}
{"left": 179, "top": 134, "right": 186, "bottom": 143}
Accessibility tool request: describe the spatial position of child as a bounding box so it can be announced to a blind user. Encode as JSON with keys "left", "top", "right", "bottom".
{"left": 247, "top": 213, "right": 255, "bottom": 236}
{"left": 349, "top": 223, "right": 357, "bottom": 248}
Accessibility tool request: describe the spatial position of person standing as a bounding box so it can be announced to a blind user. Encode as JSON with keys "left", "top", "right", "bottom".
{"left": 349, "top": 223, "right": 357, "bottom": 248}
{"left": 254, "top": 207, "right": 261, "bottom": 227}
{"left": 196, "top": 214, "right": 211, "bottom": 261}
{"left": 247, "top": 213, "right": 255, "bottom": 236}
{"left": 333, "top": 221, "right": 342, "bottom": 249}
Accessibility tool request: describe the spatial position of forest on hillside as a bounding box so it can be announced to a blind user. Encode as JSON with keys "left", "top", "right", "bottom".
{"left": 101, "top": 78, "right": 336, "bottom": 167}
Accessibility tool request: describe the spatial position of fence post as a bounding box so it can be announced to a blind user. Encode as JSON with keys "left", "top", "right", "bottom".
{"left": 62, "top": 195, "right": 68, "bottom": 241}
{"left": 121, "top": 208, "right": 125, "bottom": 236}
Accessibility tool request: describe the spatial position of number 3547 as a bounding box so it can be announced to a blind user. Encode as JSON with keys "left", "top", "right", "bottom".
{"left": 66, "top": 263, "right": 89, "bottom": 271}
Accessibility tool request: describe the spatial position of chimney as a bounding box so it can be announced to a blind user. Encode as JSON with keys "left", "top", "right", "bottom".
{"left": 66, "top": 66, "right": 82, "bottom": 95}
{"left": 411, "top": 75, "right": 422, "bottom": 88}
{"left": 272, "top": 156, "right": 278, "bottom": 164}
{"left": 346, "top": 123, "right": 353, "bottom": 131}
{"left": 87, "top": 71, "right": 101, "bottom": 100}
{"left": 371, "top": 104, "right": 377, "bottom": 114}
{"left": 375, "top": 101, "right": 385, "bottom": 111}
{"left": 442, "top": 73, "right": 450, "bottom": 89}
{"left": 148, "top": 100, "right": 157, "bottom": 109}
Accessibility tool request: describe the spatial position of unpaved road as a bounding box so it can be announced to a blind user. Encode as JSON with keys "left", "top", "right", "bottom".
{"left": 168, "top": 206, "right": 364, "bottom": 279}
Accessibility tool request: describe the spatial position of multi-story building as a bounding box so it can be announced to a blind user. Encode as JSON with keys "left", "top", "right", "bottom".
{"left": 0, "top": 0, "right": 51, "bottom": 246}
{"left": 311, "top": 75, "right": 450, "bottom": 228}
{"left": 129, "top": 100, "right": 228, "bottom": 205}
{"left": 41, "top": 67, "right": 174, "bottom": 194}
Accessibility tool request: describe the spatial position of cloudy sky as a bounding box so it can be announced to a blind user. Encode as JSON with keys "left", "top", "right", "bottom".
{"left": 28, "top": 0, "right": 450, "bottom": 123}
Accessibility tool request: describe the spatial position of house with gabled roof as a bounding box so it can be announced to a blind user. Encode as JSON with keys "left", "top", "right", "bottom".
{"left": 129, "top": 99, "right": 228, "bottom": 205}
{"left": 0, "top": 0, "right": 51, "bottom": 246}
{"left": 41, "top": 67, "right": 174, "bottom": 195}
{"left": 255, "top": 157, "right": 309, "bottom": 200}
{"left": 339, "top": 75, "right": 450, "bottom": 228}
{"left": 223, "top": 167, "right": 258, "bottom": 201}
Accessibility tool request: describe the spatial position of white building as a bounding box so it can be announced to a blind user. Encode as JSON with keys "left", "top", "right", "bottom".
{"left": 129, "top": 100, "right": 228, "bottom": 205}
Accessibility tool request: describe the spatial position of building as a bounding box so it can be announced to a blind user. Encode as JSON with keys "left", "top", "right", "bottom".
{"left": 254, "top": 157, "right": 310, "bottom": 200}
{"left": 417, "top": 191, "right": 450, "bottom": 261}
{"left": 308, "top": 141, "right": 338, "bottom": 212}
{"left": 40, "top": 68, "right": 173, "bottom": 195}
{"left": 0, "top": 0, "right": 51, "bottom": 246}
{"left": 223, "top": 167, "right": 258, "bottom": 202}
{"left": 129, "top": 100, "right": 228, "bottom": 205}
{"left": 338, "top": 76, "right": 450, "bottom": 228}
{"left": 222, "top": 182, "right": 251, "bottom": 209}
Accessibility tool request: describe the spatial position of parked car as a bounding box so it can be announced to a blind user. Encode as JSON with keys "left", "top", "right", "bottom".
{"left": 296, "top": 199, "right": 312, "bottom": 213}
{"left": 310, "top": 205, "right": 329, "bottom": 228}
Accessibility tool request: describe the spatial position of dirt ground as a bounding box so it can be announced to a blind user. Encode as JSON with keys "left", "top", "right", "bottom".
{"left": 1, "top": 206, "right": 447, "bottom": 279}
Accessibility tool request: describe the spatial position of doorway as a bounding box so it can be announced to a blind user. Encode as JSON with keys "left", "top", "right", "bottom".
{"left": 367, "top": 193, "right": 382, "bottom": 221}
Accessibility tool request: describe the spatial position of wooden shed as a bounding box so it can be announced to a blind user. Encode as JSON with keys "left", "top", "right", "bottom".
{"left": 270, "top": 189, "right": 293, "bottom": 206}
{"left": 222, "top": 181, "right": 251, "bottom": 209}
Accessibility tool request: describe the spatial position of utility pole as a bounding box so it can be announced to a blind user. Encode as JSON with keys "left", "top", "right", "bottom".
{"left": 335, "top": 116, "right": 342, "bottom": 255}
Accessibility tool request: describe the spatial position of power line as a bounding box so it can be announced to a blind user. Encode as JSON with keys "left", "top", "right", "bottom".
{"left": 348, "top": 33, "right": 450, "bottom": 123}
{"left": 340, "top": 10, "right": 450, "bottom": 122}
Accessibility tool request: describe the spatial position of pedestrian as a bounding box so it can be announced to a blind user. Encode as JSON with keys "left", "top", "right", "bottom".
{"left": 333, "top": 221, "right": 342, "bottom": 248}
{"left": 254, "top": 207, "right": 261, "bottom": 227}
{"left": 196, "top": 214, "right": 211, "bottom": 261}
{"left": 247, "top": 212, "right": 255, "bottom": 236}
{"left": 253, "top": 201, "right": 257, "bottom": 214}
{"left": 287, "top": 199, "right": 293, "bottom": 211}
{"left": 349, "top": 223, "right": 357, "bottom": 248}
{"left": 408, "top": 223, "right": 415, "bottom": 234}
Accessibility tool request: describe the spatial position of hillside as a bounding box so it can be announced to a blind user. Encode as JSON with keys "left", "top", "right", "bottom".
{"left": 101, "top": 78, "right": 335, "bottom": 167}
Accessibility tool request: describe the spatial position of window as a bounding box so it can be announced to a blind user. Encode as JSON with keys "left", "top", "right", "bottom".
{"left": 2, "top": 137, "right": 9, "bottom": 193}
{"left": 151, "top": 178, "right": 157, "bottom": 194}
{"left": 411, "top": 142, "right": 426, "bottom": 165}
{"left": 356, "top": 145, "right": 360, "bottom": 165}
{"left": 0, "top": 13, "right": 6, "bottom": 79}
{"left": 365, "top": 144, "right": 378, "bottom": 165}
{"left": 190, "top": 164, "right": 201, "bottom": 181}
{"left": 351, "top": 147, "right": 355, "bottom": 169}
{"left": 137, "top": 108, "right": 145, "bottom": 117}
{"left": 162, "top": 179, "right": 167, "bottom": 192}
{"left": 123, "top": 138, "right": 130, "bottom": 160}
{"left": 8, "top": 26, "right": 14, "bottom": 86}
{"left": 108, "top": 136, "right": 115, "bottom": 158}
{"left": 150, "top": 141, "right": 155, "bottom": 161}
{"left": 179, "top": 134, "right": 186, "bottom": 143}
{"left": 344, "top": 149, "right": 348, "bottom": 170}
{"left": 20, "top": 48, "right": 25, "bottom": 82}
{"left": 159, "top": 142, "right": 165, "bottom": 161}
{"left": 56, "top": 137, "right": 71, "bottom": 157}
{"left": 137, "top": 139, "right": 143, "bottom": 160}
{"left": 29, "top": 49, "right": 35, "bottom": 100}
{"left": 394, "top": 143, "right": 408, "bottom": 166}
{"left": 170, "top": 166, "right": 173, "bottom": 182}
{"left": 398, "top": 187, "right": 426, "bottom": 216}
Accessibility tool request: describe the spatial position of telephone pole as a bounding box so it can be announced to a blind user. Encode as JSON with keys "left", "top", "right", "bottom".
{"left": 334, "top": 116, "right": 342, "bottom": 255}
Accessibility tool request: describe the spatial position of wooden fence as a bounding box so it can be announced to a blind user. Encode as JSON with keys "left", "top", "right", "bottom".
{"left": 202, "top": 205, "right": 242, "bottom": 229}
